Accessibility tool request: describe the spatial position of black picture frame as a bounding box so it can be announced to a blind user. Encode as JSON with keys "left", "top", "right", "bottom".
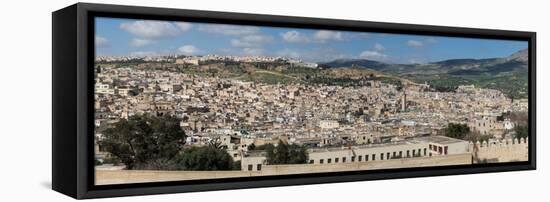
{"left": 52, "top": 2, "right": 536, "bottom": 199}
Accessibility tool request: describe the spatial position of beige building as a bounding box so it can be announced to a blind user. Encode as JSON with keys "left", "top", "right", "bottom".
{"left": 318, "top": 120, "right": 339, "bottom": 129}
{"left": 241, "top": 136, "right": 469, "bottom": 171}
{"left": 468, "top": 115, "right": 506, "bottom": 136}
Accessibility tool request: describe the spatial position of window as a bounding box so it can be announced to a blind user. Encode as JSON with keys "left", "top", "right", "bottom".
{"left": 351, "top": 156, "right": 355, "bottom": 162}
{"left": 380, "top": 153, "right": 384, "bottom": 160}
{"left": 257, "top": 164, "right": 262, "bottom": 171}
{"left": 412, "top": 150, "right": 416, "bottom": 156}
{"left": 407, "top": 150, "right": 410, "bottom": 157}
{"left": 358, "top": 155, "right": 362, "bottom": 162}
{"left": 320, "top": 159, "right": 324, "bottom": 164}
{"left": 248, "top": 164, "right": 253, "bottom": 171}
{"left": 387, "top": 152, "right": 390, "bottom": 159}
{"left": 365, "top": 155, "right": 369, "bottom": 161}
{"left": 444, "top": 146, "right": 448, "bottom": 155}
{"left": 309, "top": 160, "right": 314, "bottom": 164}
{"left": 327, "top": 158, "right": 332, "bottom": 164}
{"left": 393, "top": 152, "right": 396, "bottom": 158}
{"left": 372, "top": 154, "right": 375, "bottom": 161}
{"left": 342, "top": 157, "right": 347, "bottom": 163}
{"left": 424, "top": 148, "right": 427, "bottom": 156}
{"left": 335, "top": 157, "right": 339, "bottom": 163}
{"left": 399, "top": 151, "right": 403, "bottom": 157}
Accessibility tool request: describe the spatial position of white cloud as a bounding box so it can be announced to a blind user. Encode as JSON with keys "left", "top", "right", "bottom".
{"left": 174, "top": 22, "right": 192, "bottom": 32}
{"left": 231, "top": 34, "right": 272, "bottom": 56}
{"left": 358, "top": 43, "right": 389, "bottom": 61}
{"left": 309, "top": 48, "right": 350, "bottom": 62}
{"left": 359, "top": 50, "right": 388, "bottom": 60}
{"left": 407, "top": 40, "right": 424, "bottom": 47}
{"left": 129, "top": 38, "right": 153, "bottom": 47}
{"left": 129, "top": 51, "right": 158, "bottom": 57}
{"left": 178, "top": 45, "right": 201, "bottom": 55}
{"left": 197, "top": 24, "right": 260, "bottom": 36}
{"left": 280, "top": 31, "right": 310, "bottom": 43}
{"left": 407, "top": 58, "right": 423, "bottom": 64}
{"left": 231, "top": 34, "right": 273, "bottom": 48}
{"left": 280, "top": 30, "right": 345, "bottom": 44}
{"left": 355, "top": 33, "right": 370, "bottom": 39}
{"left": 374, "top": 43, "right": 385, "bottom": 51}
{"left": 198, "top": 24, "right": 271, "bottom": 56}
{"left": 276, "top": 49, "right": 301, "bottom": 59}
{"left": 242, "top": 48, "right": 264, "bottom": 56}
{"left": 95, "top": 36, "right": 110, "bottom": 48}
{"left": 119, "top": 20, "right": 191, "bottom": 39}
{"left": 275, "top": 48, "right": 350, "bottom": 62}
{"left": 425, "top": 37, "right": 438, "bottom": 44}
{"left": 313, "top": 30, "right": 343, "bottom": 42}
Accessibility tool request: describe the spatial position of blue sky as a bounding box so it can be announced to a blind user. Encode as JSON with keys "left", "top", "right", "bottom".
{"left": 95, "top": 17, "right": 527, "bottom": 64}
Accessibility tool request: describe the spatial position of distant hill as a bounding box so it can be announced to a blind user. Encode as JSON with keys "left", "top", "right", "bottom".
{"left": 321, "top": 48, "right": 529, "bottom": 98}
{"left": 322, "top": 48, "right": 527, "bottom": 75}
{"left": 506, "top": 48, "right": 528, "bottom": 62}
{"left": 322, "top": 59, "right": 392, "bottom": 71}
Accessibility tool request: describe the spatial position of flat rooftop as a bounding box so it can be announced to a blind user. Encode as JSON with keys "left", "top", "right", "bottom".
{"left": 309, "top": 135, "right": 467, "bottom": 153}
{"left": 244, "top": 136, "right": 467, "bottom": 155}
{"left": 409, "top": 135, "right": 467, "bottom": 145}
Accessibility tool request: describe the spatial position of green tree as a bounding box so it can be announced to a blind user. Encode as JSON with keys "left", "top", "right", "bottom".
{"left": 254, "top": 143, "right": 274, "bottom": 151}
{"left": 514, "top": 125, "right": 529, "bottom": 139}
{"left": 265, "top": 140, "right": 308, "bottom": 165}
{"left": 174, "top": 143, "right": 234, "bottom": 171}
{"left": 232, "top": 160, "right": 242, "bottom": 170}
{"left": 98, "top": 115, "right": 186, "bottom": 169}
{"left": 444, "top": 123, "right": 470, "bottom": 140}
{"left": 247, "top": 143, "right": 256, "bottom": 151}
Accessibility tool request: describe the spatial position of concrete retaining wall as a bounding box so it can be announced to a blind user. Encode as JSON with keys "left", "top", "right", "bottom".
{"left": 96, "top": 153, "right": 471, "bottom": 185}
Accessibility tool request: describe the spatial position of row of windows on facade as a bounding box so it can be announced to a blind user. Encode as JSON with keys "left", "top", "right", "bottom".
{"left": 245, "top": 145, "right": 450, "bottom": 171}
{"left": 311, "top": 145, "right": 448, "bottom": 165}
{"left": 247, "top": 164, "right": 262, "bottom": 171}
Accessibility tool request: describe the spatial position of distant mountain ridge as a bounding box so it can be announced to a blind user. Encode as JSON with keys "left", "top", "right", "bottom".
{"left": 321, "top": 48, "right": 529, "bottom": 99}
{"left": 321, "top": 48, "right": 528, "bottom": 76}
{"left": 322, "top": 59, "right": 391, "bottom": 71}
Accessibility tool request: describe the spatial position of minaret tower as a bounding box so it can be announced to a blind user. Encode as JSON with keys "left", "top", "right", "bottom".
{"left": 401, "top": 89, "right": 407, "bottom": 112}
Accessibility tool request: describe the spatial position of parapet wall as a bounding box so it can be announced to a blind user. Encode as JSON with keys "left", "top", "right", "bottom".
{"left": 96, "top": 153, "right": 471, "bottom": 185}
{"left": 469, "top": 138, "right": 528, "bottom": 163}
{"left": 260, "top": 153, "right": 471, "bottom": 174}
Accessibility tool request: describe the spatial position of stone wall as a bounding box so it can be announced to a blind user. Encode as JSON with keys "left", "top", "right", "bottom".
{"left": 260, "top": 153, "right": 471, "bottom": 174}
{"left": 469, "top": 138, "right": 528, "bottom": 163}
{"left": 96, "top": 153, "right": 471, "bottom": 185}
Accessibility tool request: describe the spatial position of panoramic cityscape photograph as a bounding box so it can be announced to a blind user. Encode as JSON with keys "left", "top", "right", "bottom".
{"left": 93, "top": 17, "right": 529, "bottom": 185}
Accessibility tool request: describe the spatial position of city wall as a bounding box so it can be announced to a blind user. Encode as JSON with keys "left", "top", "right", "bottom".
{"left": 469, "top": 138, "right": 528, "bottom": 163}
{"left": 260, "top": 153, "right": 470, "bottom": 174}
{"left": 96, "top": 153, "right": 471, "bottom": 185}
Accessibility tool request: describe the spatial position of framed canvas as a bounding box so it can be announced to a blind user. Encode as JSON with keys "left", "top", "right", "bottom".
{"left": 52, "top": 3, "right": 536, "bottom": 199}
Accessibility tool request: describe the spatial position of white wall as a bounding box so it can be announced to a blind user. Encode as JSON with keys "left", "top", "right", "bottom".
{"left": 0, "top": 0, "right": 547, "bottom": 201}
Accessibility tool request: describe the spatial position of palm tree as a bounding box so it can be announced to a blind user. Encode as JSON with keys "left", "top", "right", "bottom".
{"left": 208, "top": 137, "right": 226, "bottom": 150}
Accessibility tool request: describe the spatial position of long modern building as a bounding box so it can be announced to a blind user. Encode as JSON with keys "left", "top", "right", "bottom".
{"left": 241, "top": 135, "right": 470, "bottom": 171}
